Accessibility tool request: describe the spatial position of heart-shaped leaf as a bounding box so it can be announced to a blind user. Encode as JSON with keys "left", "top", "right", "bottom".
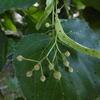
{"left": 14, "top": 18, "right": 100, "bottom": 100}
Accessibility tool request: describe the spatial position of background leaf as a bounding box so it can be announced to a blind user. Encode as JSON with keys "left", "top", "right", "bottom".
{"left": 0, "top": 0, "right": 37, "bottom": 13}
{"left": 14, "top": 18, "right": 100, "bottom": 100}
{"left": 79, "top": 0, "right": 100, "bottom": 11}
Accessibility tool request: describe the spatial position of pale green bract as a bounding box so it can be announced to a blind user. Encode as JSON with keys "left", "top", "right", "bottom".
{"left": 55, "top": 15, "right": 100, "bottom": 58}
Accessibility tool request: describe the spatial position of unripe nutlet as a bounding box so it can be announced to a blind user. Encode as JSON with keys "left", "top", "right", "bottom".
{"left": 40, "top": 75, "right": 46, "bottom": 82}
{"left": 16, "top": 55, "right": 24, "bottom": 61}
{"left": 53, "top": 71, "right": 61, "bottom": 80}
{"left": 63, "top": 60, "right": 69, "bottom": 67}
{"left": 57, "top": 9, "right": 61, "bottom": 13}
{"left": 34, "top": 64, "right": 40, "bottom": 71}
{"left": 48, "top": 63, "right": 54, "bottom": 70}
{"left": 68, "top": 67, "right": 73, "bottom": 72}
{"left": 45, "top": 22, "right": 50, "bottom": 28}
{"left": 26, "top": 71, "right": 33, "bottom": 77}
{"left": 64, "top": 51, "right": 70, "bottom": 57}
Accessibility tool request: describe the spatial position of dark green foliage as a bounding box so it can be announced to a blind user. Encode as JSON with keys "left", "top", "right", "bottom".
{"left": 0, "top": 0, "right": 37, "bottom": 13}
{"left": 81, "top": 0, "right": 100, "bottom": 11}
{"left": 0, "top": 0, "right": 100, "bottom": 100}
{"left": 14, "top": 19, "right": 100, "bottom": 100}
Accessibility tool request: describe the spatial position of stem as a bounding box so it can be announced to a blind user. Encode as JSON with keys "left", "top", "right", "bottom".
{"left": 56, "top": 43, "right": 62, "bottom": 55}
{"left": 52, "top": 49, "right": 57, "bottom": 62}
{"left": 55, "top": 16, "right": 100, "bottom": 58}
{"left": 46, "top": 34, "right": 57, "bottom": 57}
{"left": 63, "top": 0, "right": 71, "bottom": 18}
{"left": 23, "top": 57, "right": 39, "bottom": 63}
{"left": 46, "top": 41, "right": 56, "bottom": 57}
{"left": 52, "top": 5, "right": 55, "bottom": 27}
{"left": 46, "top": 57, "right": 51, "bottom": 64}
{"left": 40, "top": 64, "right": 44, "bottom": 75}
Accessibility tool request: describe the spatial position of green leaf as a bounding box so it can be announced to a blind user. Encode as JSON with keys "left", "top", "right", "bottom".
{"left": 0, "top": 32, "right": 7, "bottom": 71}
{"left": 80, "top": 0, "right": 100, "bottom": 11}
{"left": 14, "top": 34, "right": 50, "bottom": 100}
{"left": 1, "top": 15, "right": 17, "bottom": 32}
{"left": 73, "top": 0, "right": 86, "bottom": 10}
{"left": 0, "top": 0, "right": 37, "bottom": 13}
{"left": 25, "top": 7, "right": 44, "bottom": 23}
{"left": 14, "top": 20, "right": 100, "bottom": 100}
{"left": 61, "top": 18, "right": 100, "bottom": 99}
{"left": 61, "top": 18, "right": 100, "bottom": 52}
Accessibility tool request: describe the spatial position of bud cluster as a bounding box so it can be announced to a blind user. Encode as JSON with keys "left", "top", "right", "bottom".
{"left": 16, "top": 48, "right": 73, "bottom": 83}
